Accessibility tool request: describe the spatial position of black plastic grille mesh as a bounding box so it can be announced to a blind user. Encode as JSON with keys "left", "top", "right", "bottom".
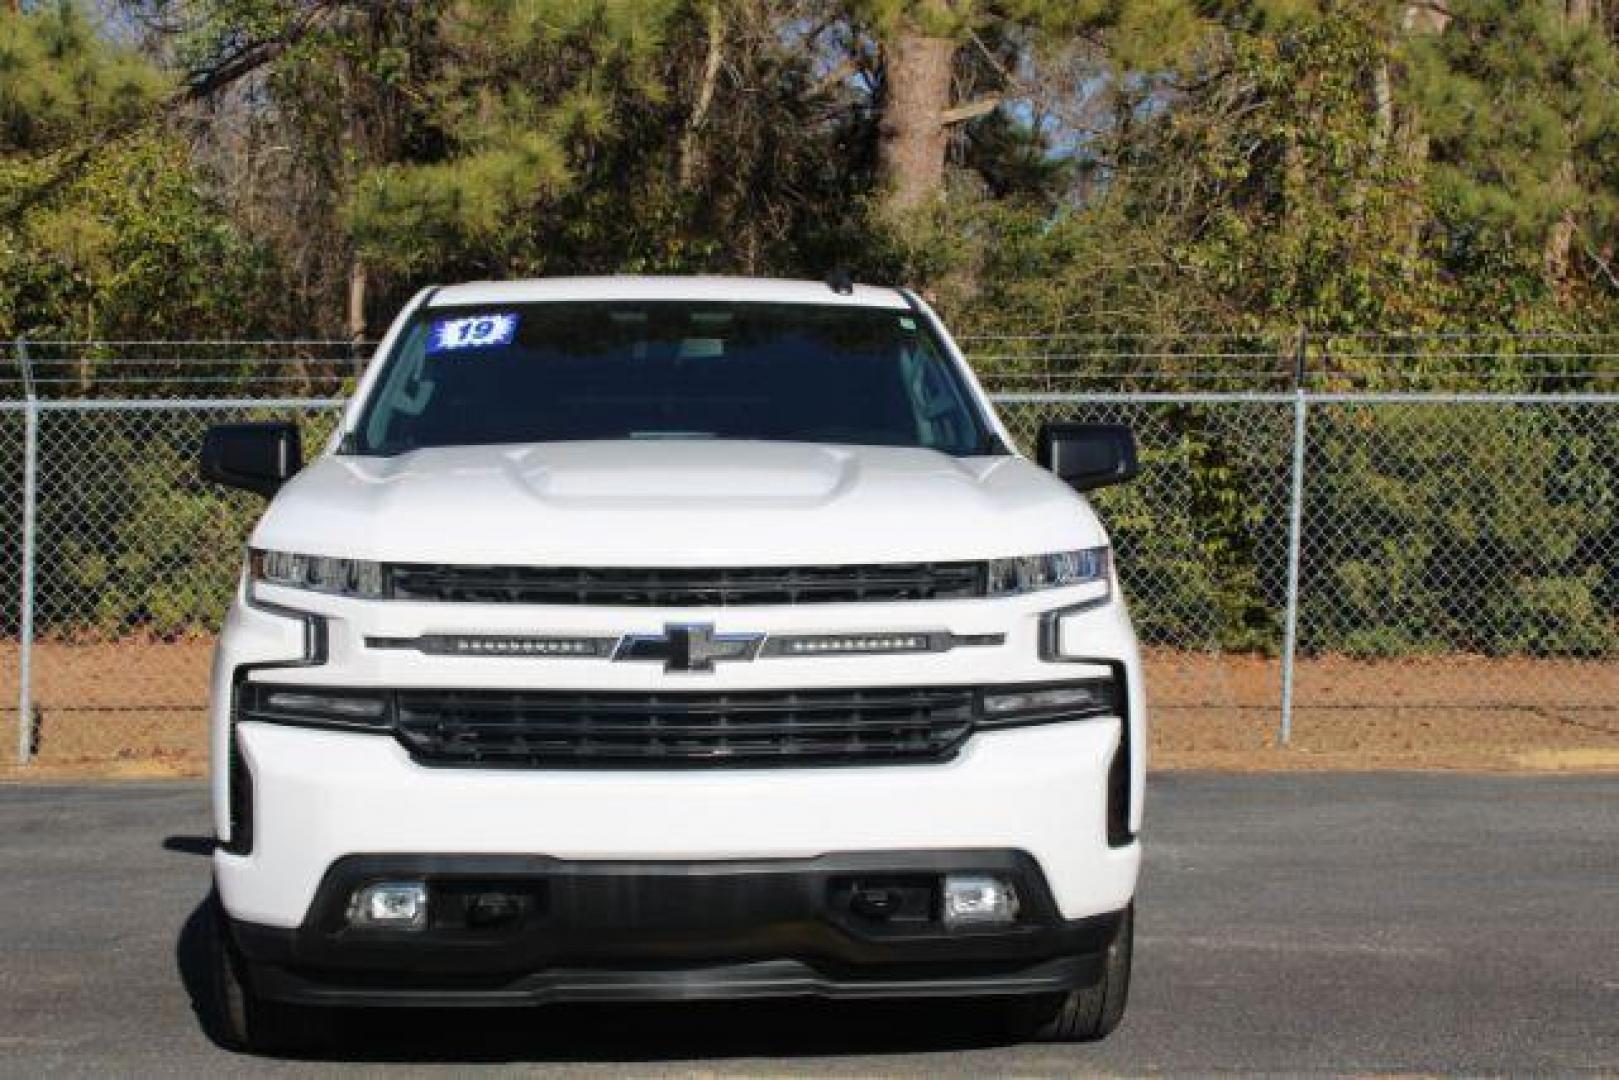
{"left": 387, "top": 562, "right": 988, "bottom": 606}
{"left": 393, "top": 686, "right": 978, "bottom": 766}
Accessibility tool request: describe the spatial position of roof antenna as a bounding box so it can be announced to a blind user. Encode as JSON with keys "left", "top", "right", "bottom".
{"left": 826, "top": 268, "right": 854, "bottom": 296}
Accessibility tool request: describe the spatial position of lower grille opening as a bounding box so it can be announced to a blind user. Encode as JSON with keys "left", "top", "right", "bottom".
{"left": 393, "top": 687, "right": 978, "bottom": 768}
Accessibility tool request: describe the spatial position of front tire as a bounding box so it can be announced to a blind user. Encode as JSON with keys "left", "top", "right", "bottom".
{"left": 201, "top": 893, "right": 333, "bottom": 1056}
{"left": 1007, "top": 903, "right": 1133, "bottom": 1042}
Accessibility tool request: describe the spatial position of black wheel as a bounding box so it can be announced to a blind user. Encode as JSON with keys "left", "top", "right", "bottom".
{"left": 201, "top": 893, "right": 333, "bottom": 1057}
{"left": 1006, "top": 904, "right": 1133, "bottom": 1043}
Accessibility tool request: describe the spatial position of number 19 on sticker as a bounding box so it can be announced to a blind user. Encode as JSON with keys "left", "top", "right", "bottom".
{"left": 427, "top": 313, "right": 518, "bottom": 353}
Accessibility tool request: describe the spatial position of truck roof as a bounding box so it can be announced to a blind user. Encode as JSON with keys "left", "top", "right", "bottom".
{"left": 426, "top": 275, "right": 911, "bottom": 310}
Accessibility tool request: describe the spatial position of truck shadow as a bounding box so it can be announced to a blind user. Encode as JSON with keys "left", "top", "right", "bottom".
{"left": 175, "top": 897, "right": 1016, "bottom": 1064}
{"left": 162, "top": 835, "right": 216, "bottom": 857}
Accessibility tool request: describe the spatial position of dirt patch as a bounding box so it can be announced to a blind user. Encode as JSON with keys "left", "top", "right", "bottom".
{"left": 1145, "top": 649, "right": 1619, "bottom": 771}
{"left": 1510, "top": 748, "right": 1619, "bottom": 770}
{"left": 1, "top": 639, "right": 1615, "bottom": 778}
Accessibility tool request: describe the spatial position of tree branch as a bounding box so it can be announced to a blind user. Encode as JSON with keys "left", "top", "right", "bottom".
{"left": 184, "top": 4, "right": 333, "bottom": 101}
{"left": 941, "top": 95, "right": 1001, "bottom": 125}
{"left": 1577, "top": 227, "right": 1619, "bottom": 293}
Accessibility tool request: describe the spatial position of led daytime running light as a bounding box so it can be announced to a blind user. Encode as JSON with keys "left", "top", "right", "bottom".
{"left": 450, "top": 636, "right": 604, "bottom": 656}
{"left": 776, "top": 634, "right": 933, "bottom": 655}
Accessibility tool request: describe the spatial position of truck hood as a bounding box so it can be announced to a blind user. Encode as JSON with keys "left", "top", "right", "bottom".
{"left": 251, "top": 440, "right": 1106, "bottom": 565}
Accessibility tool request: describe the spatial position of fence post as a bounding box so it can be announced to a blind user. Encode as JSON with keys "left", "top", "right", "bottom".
{"left": 1279, "top": 384, "right": 1308, "bottom": 745}
{"left": 16, "top": 339, "right": 38, "bottom": 766}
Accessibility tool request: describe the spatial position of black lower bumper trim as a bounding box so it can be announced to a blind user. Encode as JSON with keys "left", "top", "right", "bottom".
{"left": 250, "top": 954, "right": 1105, "bottom": 1007}
{"left": 227, "top": 850, "right": 1126, "bottom": 1006}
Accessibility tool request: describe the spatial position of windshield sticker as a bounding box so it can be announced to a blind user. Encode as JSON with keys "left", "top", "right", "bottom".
{"left": 426, "top": 313, "right": 518, "bottom": 354}
{"left": 898, "top": 317, "right": 917, "bottom": 331}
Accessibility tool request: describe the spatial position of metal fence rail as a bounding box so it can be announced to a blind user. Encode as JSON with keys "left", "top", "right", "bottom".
{"left": 2, "top": 339, "right": 1617, "bottom": 767}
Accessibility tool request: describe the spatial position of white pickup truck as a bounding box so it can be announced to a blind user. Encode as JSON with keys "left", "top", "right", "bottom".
{"left": 197, "top": 276, "right": 1145, "bottom": 1054}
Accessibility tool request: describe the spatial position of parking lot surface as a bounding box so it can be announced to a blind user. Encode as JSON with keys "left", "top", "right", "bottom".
{"left": 1, "top": 773, "right": 1615, "bottom": 1076}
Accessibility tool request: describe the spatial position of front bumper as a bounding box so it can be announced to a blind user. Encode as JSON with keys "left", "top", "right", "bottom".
{"left": 216, "top": 719, "right": 1140, "bottom": 929}
{"left": 227, "top": 850, "right": 1128, "bottom": 1006}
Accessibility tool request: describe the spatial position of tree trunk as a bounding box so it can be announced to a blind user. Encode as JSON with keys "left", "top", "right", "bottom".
{"left": 1544, "top": 0, "right": 1598, "bottom": 292}
{"left": 876, "top": 2, "right": 957, "bottom": 214}
{"left": 678, "top": 1, "right": 724, "bottom": 192}
{"left": 1395, "top": 0, "right": 1451, "bottom": 166}
{"left": 1370, "top": 60, "right": 1394, "bottom": 164}
{"left": 1390, "top": 3, "right": 1451, "bottom": 259}
{"left": 79, "top": 300, "right": 93, "bottom": 392}
{"left": 347, "top": 258, "right": 367, "bottom": 377}
{"left": 1545, "top": 159, "right": 1579, "bottom": 291}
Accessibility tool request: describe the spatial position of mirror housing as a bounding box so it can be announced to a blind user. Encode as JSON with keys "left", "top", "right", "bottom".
{"left": 1037, "top": 422, "right": 1139, "bottom": 492}
{"left": 200, "top": 422, "right": 303, "bottom": 497}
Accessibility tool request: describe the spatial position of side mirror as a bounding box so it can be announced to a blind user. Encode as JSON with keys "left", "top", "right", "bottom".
{"left": 1037, "top": 422, "right": 1139, "bottom": 492}
{"left": 200, "top": 422, "right": 303, "bottom": 497}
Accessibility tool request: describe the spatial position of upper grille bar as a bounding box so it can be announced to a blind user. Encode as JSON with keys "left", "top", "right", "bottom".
{"left": 387, "top": 562, "right": 989, "bottom": 606}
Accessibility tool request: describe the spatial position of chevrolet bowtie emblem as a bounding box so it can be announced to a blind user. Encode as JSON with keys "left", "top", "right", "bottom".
{"left": 615, "top": 623, "right": 765, "bottom": 673}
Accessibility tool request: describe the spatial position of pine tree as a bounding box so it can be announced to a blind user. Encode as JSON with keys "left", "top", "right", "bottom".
{"left": 0, "top": 2, "right": 169, "bottom": 153}
{"left": 347, "top": 0, "right": 684, "bottom": 276}
{"left": 1, "top": 3, "right": 266, "bottom": 343}
{"left": 851, "top": 0, "right": 1207, "bottom": 217}
{"left": 1404, "top": 0, "right": 1619, "bottom": 300}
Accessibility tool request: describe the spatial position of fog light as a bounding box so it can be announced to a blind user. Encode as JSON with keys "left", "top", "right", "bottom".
{"left": 943, "top": 875, "right": 1019, "bottom": 927}
{"left": 349, "top": 881, "right": 429, "bottom": 929}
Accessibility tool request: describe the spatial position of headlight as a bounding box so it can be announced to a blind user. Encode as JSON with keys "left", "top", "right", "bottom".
{"left": 986, "top": 547, "right": 1110, "bottom": 598}
{"left": 250, "top": 549, "right": 386, "bottom": 599}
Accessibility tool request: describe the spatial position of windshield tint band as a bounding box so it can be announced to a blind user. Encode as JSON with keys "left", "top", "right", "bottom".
{"left": 350, "top": 300, "right": 998, "bottom": 457}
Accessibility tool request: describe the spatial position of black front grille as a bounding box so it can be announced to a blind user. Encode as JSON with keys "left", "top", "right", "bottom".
{"left": 387, "top": 562, "right": 987, "bottom": 606}
{"left": 393, "top": 687, "right": 978, "bottom": 767}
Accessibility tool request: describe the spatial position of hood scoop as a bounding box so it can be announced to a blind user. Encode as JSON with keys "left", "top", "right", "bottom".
{"left": 511, "top": 441, "right": 855, "bottom": 503}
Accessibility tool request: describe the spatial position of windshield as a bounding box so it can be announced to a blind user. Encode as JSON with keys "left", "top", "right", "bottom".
{"left": 353, "top": 301, "right": 996, "bottom": 456}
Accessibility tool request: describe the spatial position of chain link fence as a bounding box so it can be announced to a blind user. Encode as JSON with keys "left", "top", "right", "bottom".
{"left": 2, "top": 338, "right": 1617, "bottom": 768}
{"left": 993, "top": 391, "right": 1619, "bottom": 762}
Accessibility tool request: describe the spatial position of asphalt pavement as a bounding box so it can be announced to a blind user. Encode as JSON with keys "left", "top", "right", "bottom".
{"left": 1, "top": 773, "right": 1615, "bottom": 1076}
